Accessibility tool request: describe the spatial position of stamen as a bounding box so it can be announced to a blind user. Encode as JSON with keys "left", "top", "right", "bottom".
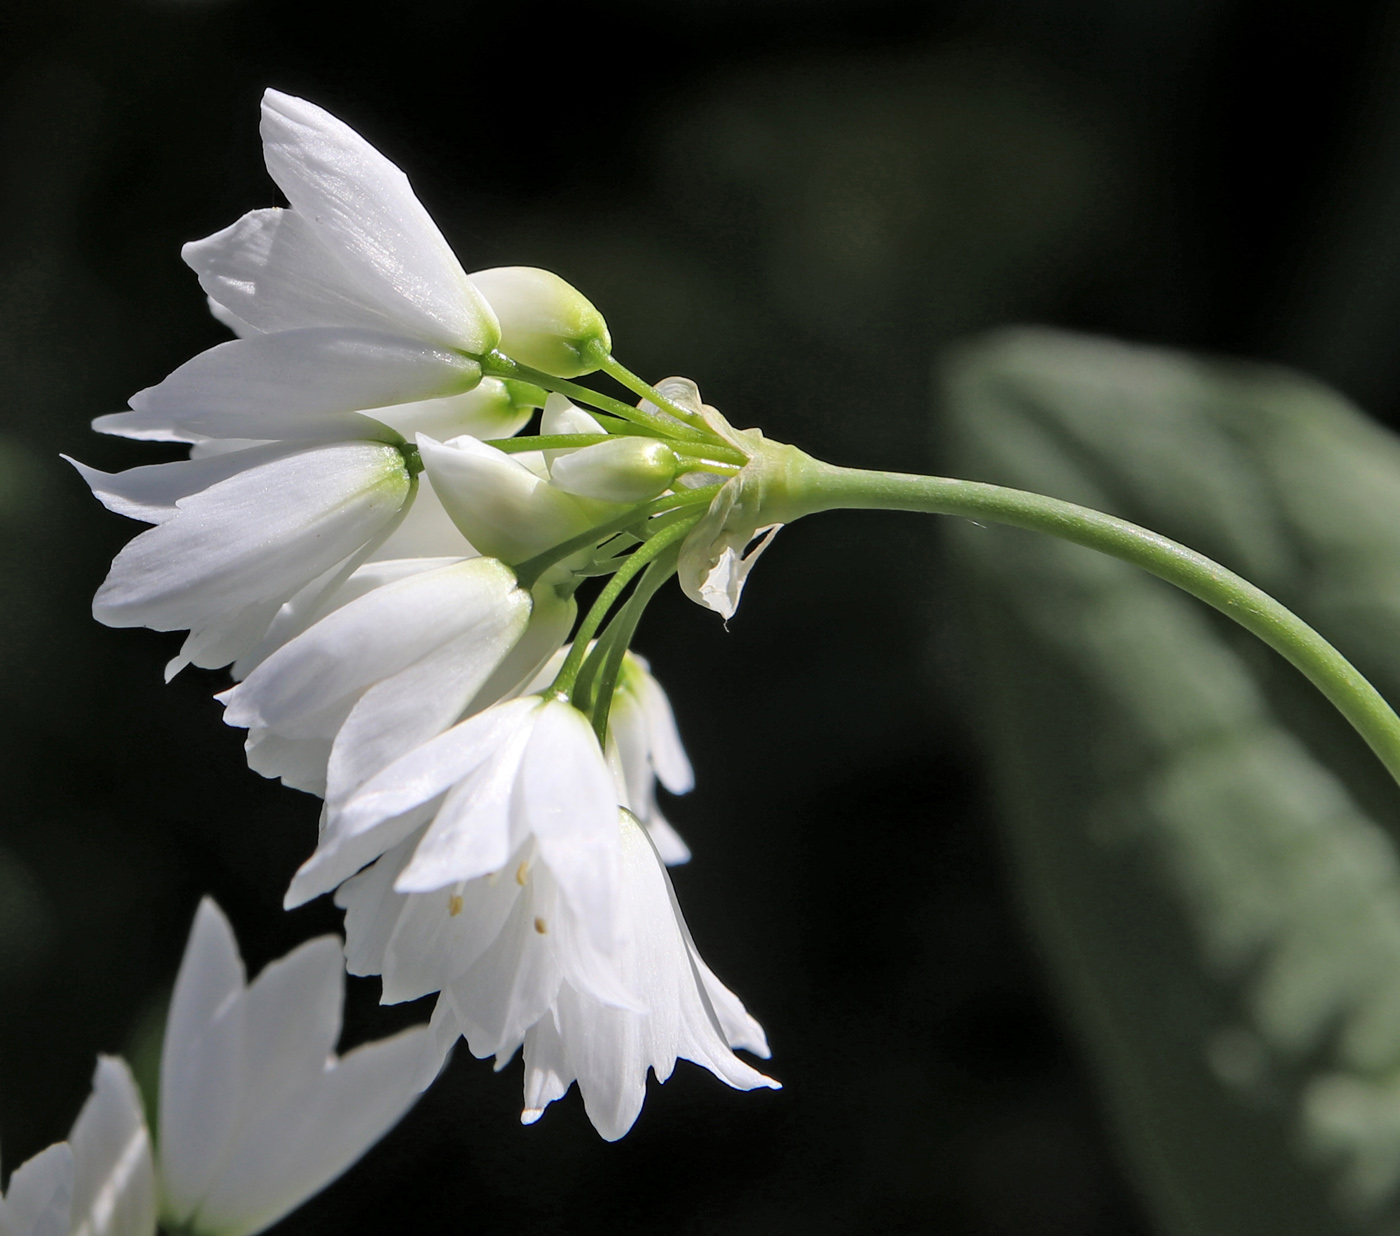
{"left": 448, "top": 893, "right": 463, "bottom": 917}
{"left": 515, "top": 860, "right": 530, "bottom": 886}
{"left": 534, "top": 916, "right": 548, "bottom": 935}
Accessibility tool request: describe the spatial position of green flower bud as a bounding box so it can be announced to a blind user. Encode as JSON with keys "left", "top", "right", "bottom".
{"left": 549, "top": 437, "right": 679, "bottom": 503}
{"left": 469, "top": 267, "right": 611, "bottom": 378}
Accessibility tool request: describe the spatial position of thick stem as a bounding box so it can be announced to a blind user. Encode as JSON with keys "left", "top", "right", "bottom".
{"left": 790, "top": 459, "right": 1400, "bottom": 787}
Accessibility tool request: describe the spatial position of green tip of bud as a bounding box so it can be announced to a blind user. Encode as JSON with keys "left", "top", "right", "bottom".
{"left": 468, "top": 266, "right": 612, "bottom": 378}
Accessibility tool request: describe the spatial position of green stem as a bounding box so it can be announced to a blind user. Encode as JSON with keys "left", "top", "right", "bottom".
{"left": 788, "top": 459, "right": 1400, "bottom": 787}
{"left": 549, "top": 516, "right": 701, "bottom": 700}
{"left": 513, "top": 485, "right": 720, "bottom": 590}
{"left": 481, "top": 353, "right": 710, "bottom": 443}
{"left": 597, "top": 354, "right": 710, "bottom": 431}
{"left": 584, "top": 551, "right": 680, "bottom": 744}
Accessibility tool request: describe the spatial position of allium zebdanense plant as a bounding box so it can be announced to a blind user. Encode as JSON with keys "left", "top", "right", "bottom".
{"left": 70, "top": 88, "right": 1400, "bottom": 1167}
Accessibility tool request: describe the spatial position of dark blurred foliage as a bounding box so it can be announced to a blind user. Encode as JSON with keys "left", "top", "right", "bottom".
{"left": 2, "top": 0, "right": 1399, "bottom": 1232}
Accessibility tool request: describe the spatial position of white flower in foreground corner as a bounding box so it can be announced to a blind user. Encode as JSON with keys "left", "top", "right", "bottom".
{"left": 0, "top": 1056, "right": 156, "bottom": 1236}
{"left": 158, "top": 898, "right": 429, "bottom": 1236}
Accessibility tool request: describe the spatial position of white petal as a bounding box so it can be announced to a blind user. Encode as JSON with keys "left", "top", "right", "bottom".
{"left": 192, "top": 1023, "right": 429, "bottom": 1236}
{"left": 64, "top": 443, "right": 299, "bottom": 525}
{"left": 164, "top": 597, "right": 284, "bottom": 681}
{"left": 159, "top": 899, "right": 247, "bottom": 1226}
{"left": 322, "top": 591, "right": 532, "bottom": 801}
{"left": 105, "top": 328, "right": 480, "bottom": 443}
{"left": 223, "top": 558, "right": 523, "bottom": 736}
{"left": 93, "top": 442, "right": 410, "bottom": 643}
{"left": 68, "top": 1057, "right": 157, "bottom": 1236}
{"left": 444, "top": 887, "right": 563, "bottom": 1061}
{"left": 539, "top": 392, "right": 604, "bottom": 467}
{"left": 643, "top": 812, "right": 692, "bottom": 866}
{"left": 418, "top": 434, "right": 602, "bottom": 564}
{"left": 392, "top": 721, "right": 534, "bottom": 893}
{"left": 366, "top": 473, "right": 476, "bottom": 561}
{"left": 0, "top": 1144, "right": 73, "bottom": 1236}
{"left": 333, "top": 698, "right": 540, "bottom": 832}
{"left": 466, "top": 267, "right": 609, "bottom": 378}
{"left": 244, "top": 729, "right": 334, "bottom": 796}
{"left": 381, "top": 846, "right": 527, "bottom": 1004}
{"left": 234, "top": 554, "right": 468, "bottom": 679}
{"left": 633, "top": 661, "right": 694, "bottom": 794}
{"left": 519, "top": 1012, "right": 571, "bottom": 1126}
{"left": 184, "top": 207, "right": 418, "bottom": 339}
{"left": 521, "top": 701, "right": 622, "bottom": 952}
{"left": 207, "top": 295, "right": 258, "bottom": 338}
{"left": 259, "top": 90, "right": 498, "bottom": 354}
{"left": 336, "top": 831, "right": 421, "bottom": 980}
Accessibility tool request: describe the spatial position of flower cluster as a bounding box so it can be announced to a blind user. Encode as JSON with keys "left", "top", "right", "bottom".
{"left": 0, "top": 900, "right": 426, "bottom": 1236}
{"left": 73, "top": 90, "right": 783, "bottom": 1146}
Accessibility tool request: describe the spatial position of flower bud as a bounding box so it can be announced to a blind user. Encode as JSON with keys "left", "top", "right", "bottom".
{"left": 549, "top": 438, "right": 679, "bottom": 503}
{"left": 418, "top": 433, "right": 603, "bottom": 563}
{"left": 469, "top": 267, "right": 611, "bottom": 378}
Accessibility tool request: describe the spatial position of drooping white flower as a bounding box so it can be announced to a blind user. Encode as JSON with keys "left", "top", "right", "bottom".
{"left": 292, "top": 695, "right": 623, "bottom": 954}
{"left": 340, "top": 811, "right": 777, "bottom": 1141}
{"left": 158, "top": 898, "right": 428, "bottom": 1236}
{"left": 0, "top": 1057, "right": 156, "bottom": 1236}
{"left": 220, "top": 555, "right": 573, "bottom": 804}
{"left": 79, "top": 441, "right": 415, "bottom": 677}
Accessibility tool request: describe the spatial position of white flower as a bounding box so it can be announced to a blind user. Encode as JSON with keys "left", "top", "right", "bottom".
{"left": 609, "top": 653, "right": 695, "bottom": 864}
{"left": 158, "top": 898, "right": 428, "bottom": 1236}
{"left": 338, "top": 811, "right": 776, "bottom": 1141}
{"left": 220, "top": 556, "right": 573, "bottom": 806}
{"left": 0, "top": 1057, "right": 156, "bottom": 1236}
{"left": 77, "top": 441, "right": 415, "bottom": 677}
{"left": 290, "top": 695, "right": 623, "bottom": 953}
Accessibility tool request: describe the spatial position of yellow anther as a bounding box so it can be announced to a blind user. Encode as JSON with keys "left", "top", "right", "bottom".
{"left": 534, "top": 916, "right": 548, "bottom": 935}
{"left": 448, "top": 893, "right": 463, "bottom": 917}
{"left": 515, "top": 860, "right": 530, "bottom": 886}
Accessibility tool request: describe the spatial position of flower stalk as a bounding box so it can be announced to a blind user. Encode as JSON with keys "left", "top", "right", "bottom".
{"left": 772, "top": 456, "right": 1400, "bottom": 791}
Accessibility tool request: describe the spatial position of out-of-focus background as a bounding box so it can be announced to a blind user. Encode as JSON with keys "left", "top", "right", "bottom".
{"left": 5, "top": 1, "right": 1400, "bottom": 1233}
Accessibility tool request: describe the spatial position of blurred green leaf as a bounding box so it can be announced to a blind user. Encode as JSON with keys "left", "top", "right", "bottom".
{"left": 942, "top": 328, "right": 1400, "bottom": 1234}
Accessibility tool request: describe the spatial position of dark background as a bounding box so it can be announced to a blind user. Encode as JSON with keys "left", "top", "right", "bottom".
{"left": 2, "top": 0, "right": 1399, "bottom": 1232}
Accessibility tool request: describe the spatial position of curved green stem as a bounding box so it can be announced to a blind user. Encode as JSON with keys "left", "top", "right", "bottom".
{"left": 514, "top": 485, "right": 720, "bottom": 590}
{"left": 549, "top": 516, "right": 701, "bottom": 701}
{"left": 788, "top": 459, "right": 1400, "bottom": 786}
{"left": 481, "top": 353, "right": 711, "bottom": 443}
{"left": 596, "top": 355, "right": 710, "bottom": 432}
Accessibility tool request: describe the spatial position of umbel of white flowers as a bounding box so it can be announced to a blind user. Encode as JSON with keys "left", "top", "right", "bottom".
{"left": 0, "top": 899, "right": 427, "bottom": 1236}
{"left": 71, "top": 88, "right": 786, "bottom": 1142}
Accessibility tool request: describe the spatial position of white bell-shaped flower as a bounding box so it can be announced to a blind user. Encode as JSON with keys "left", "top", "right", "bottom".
{"left": 467, "top": 267, "right": 611, "bottom": 378}
{"left": 220, "top": 556, "right": 536, "bottom": 798}
{"left": 292, "top": 696, "right": 622, "bottom": 954}
{"left": 0, "top": 1057, "right": 156, "bottom": 1236}
{"left": 80, "top": 441, "right": 414, "bottom": 678}
{"left": 159, "top": 899, "right": 428, "bottom": 1236}
{"left": 423, "top": 811, "right": 777, "bottom": 1141}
